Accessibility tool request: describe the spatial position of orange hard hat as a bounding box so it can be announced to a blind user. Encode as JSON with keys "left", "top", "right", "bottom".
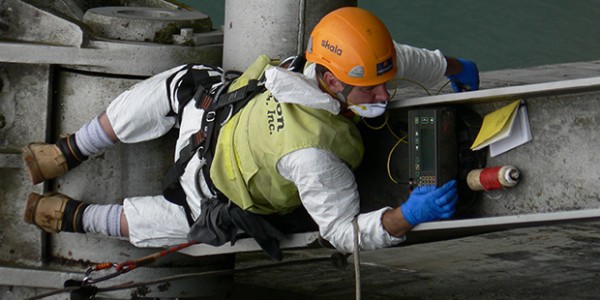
{"left": 306, "top": 7, "right": 397, "bottom": 87}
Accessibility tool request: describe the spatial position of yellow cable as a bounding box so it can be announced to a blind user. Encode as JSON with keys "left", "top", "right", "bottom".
{"left": 386, "top": 135, "right": 407, "bottom": 184}
{"left": 389, "top": 77, "right": 432, "bottom": 96}
{"left": 435, "top": 80, "right": 453, "bottom": 95}
{"left": 388, "top": 77, "right": 456, "bottom": 98}
{"left": 385, "top": 121, "right": 402, "bottom": 141}
{"left": 361, "top": 111, "right": 389, "bottom": 130}
{"left": 369, "top": 77, "right": 440, "bottom": 184}
{"left": 362, "top": 112, "right": 406, "bottom": 141}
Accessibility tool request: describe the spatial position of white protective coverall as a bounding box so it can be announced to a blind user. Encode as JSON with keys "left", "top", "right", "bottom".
{"left": 105, "top": 42, "right": 448, "bottom": 253}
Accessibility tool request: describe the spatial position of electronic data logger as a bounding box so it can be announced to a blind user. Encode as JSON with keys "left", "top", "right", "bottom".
{"left": 408, "top": 107, "right": 457, "bottom": 188}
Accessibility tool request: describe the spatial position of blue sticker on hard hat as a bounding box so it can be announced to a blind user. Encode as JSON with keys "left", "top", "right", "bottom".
{"left": 377, "top": 57, "right": 393, "bottom": 75}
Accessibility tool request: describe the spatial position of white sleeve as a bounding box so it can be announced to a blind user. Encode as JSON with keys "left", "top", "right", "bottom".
{"left": 277, "top": 148, "right": 405, "bottom": 254}
{"left": 393, "top": 42, "right": 448, "bottom": 89}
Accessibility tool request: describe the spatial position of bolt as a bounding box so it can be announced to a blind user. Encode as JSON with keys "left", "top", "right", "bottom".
{"left": 0, "top": 6, "right": 9, "bottom": 31}
{"left": 180, "top": 28, "right": 194, "bottom": 38}
{"left": 0, "top": 6, "right": 13, "bottom": 17}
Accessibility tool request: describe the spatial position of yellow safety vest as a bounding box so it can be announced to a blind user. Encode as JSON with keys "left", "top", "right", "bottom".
{"left": 210, "top": 85, "right": 364, "bottom": 215}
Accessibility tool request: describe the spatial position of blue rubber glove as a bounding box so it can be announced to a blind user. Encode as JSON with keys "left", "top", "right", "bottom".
{"left": 447, "top": 58, "right": 479, "bottom": 92}
{"left": 401, "top": 180, "right": 458, "bottom": 226}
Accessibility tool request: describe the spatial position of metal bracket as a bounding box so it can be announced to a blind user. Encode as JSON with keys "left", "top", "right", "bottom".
{"left": 389, "top": 76, "right": 600, "bottom": 109}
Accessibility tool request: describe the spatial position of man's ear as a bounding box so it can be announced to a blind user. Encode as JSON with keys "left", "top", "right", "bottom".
{"left": 322, "top": 71, "right": 344, "bottom": 93}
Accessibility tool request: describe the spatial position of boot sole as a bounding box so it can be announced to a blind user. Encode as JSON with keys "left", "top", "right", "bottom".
{"left": 24, "top": 192, "right": 42, "bottom": 225}
{"left": 21, "top": 144, "right": 45, "bottom": 185}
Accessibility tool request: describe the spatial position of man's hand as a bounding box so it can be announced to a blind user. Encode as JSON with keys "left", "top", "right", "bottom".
{"left": 447, "top": 58, "right": 479, "bottom": 92}
{"left": 401, "top": 180, "right": 458, "bottom": 226}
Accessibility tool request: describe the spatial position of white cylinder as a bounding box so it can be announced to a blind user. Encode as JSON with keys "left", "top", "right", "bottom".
{"left": 223, "top": 0, "right": 356, "bottom": 71}
{"left": 467, "top": 165, "right": 521, "bottom": 191}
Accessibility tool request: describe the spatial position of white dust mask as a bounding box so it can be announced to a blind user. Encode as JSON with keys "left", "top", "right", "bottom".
{"left": 348, "top": 102, "right": 387, "bottom": 118}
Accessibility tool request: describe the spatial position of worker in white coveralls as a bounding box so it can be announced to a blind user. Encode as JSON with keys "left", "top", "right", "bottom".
{"left": 22, "top": 7, "right": 479, "bottom": 260}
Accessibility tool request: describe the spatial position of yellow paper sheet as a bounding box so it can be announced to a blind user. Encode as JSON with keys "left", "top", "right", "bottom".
{"left": 471, "top": 99, "right": 521, "bottom": 150}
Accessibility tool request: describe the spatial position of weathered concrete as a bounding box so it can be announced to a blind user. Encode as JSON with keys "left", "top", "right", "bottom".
{"left": 223, "top": 0, "right": 357, "bottom": 71}
{"left": 230, "top": 220, "right": 600, "bottom": 300}
{"left": 0, "top": 1, "right": 229, "bottom": 298}
{"left": 82, "top": 6, "right": 212, "bottom": 42}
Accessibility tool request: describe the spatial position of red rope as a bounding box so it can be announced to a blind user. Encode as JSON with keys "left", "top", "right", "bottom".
{"left": 86, "top": 241, "right": 199, "bottom": 283}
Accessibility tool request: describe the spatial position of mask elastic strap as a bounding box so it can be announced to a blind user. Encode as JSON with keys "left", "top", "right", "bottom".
{"left": 336, "top": 83, "right": 354, "bottom": 104}
{"left": 317, "top": 72, "right": 354, "bottom": 104}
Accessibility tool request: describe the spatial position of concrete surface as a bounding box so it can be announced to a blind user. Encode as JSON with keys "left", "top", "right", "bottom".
{"left": 229, "top": 220, "right": 600, "bottom": 300}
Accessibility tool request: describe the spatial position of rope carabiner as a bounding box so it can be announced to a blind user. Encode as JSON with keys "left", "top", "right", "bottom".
{"left": 82, "top": 262, "right": 122, "bottom": 285}
{"left": 81, "top": 241, "right": 198, "bottom": 286}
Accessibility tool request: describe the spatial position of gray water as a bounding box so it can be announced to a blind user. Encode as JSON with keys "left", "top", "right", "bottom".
{"left": 182, "top": 0, "right": 600, "bottom": 72}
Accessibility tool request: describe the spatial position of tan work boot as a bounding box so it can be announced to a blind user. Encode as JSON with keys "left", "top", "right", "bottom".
{"left": 24, "top": 192, "right": 89, "bottom": 233}
{"left": 22, "top": 134, "right": 88, "bottom": 185}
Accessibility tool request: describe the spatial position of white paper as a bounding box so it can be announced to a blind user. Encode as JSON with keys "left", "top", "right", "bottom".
{"left": 489, "top": 105, "right": 532, "bottom": 157}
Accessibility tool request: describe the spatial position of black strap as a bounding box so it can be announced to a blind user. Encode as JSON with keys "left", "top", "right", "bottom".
{"left": 162, "top": 77, "right": 265, "bottom": 225}
{"left": 202, "top": 81, "right": 266, "bottom": 189}
{"left": 162, "top": 178, "right": 195, "bottom": 226}
{"left": 55, "top": 134, "right": 88, "bottom": 170}
{"left": 165, "top": 64, "right": 222, "bottom": 122}
{"left": 162, "top": 65, "right": 219, "bottom": 226}
{"left": 214, "top": 80, "right": 259, "bottom": 109}
{"left": 187, "top": 197, "right": 285, "bottom": 261}
{"left": 172, "top": 79, "right": 264, "bottom": 181}
{"left": 165, "top": 64, "right": 192, "bottom": 117}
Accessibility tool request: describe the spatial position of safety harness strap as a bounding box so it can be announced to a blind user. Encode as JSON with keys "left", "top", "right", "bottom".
{"left": 162, "top": 76, "right": 264, "bottom": 226}
{"left": 165, "top": 64, "right": 222, "bottom": 123}
{"left": 162, "top": 64, "right": 221, "bottom": 225}
{"left": 201, "top": 79, "right": 265, "bottom": 195}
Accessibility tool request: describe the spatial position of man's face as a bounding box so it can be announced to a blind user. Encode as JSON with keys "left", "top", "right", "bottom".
{"left": 321, "top": 71, "right": 390, "bottom": 106}
{"left": 345, "top": 83, "right": 390, "bottom": 106}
